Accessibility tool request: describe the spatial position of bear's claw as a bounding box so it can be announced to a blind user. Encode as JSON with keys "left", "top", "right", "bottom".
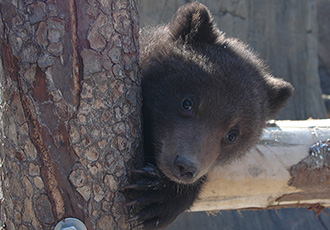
{"left": 129, "top": 163, "right": 162, "bottom": 179}
{"left": 124, "top": 164, "right": 182, "bottom": 229}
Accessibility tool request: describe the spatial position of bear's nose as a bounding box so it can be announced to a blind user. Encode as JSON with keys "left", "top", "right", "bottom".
{"left": 173, "top": 155, "right": 200, "bottom": 181}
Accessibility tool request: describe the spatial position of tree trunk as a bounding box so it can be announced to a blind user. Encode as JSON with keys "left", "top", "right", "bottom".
{"left": 0, "top": 1, "right": 140, "bottom": 229}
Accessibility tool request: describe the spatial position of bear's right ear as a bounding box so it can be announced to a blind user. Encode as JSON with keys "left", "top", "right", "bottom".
{"left": 265, "top": 76, "right": 294, "bottom": 118}
{"left": 168, "top": 2, "right": 220, "bottom": 44}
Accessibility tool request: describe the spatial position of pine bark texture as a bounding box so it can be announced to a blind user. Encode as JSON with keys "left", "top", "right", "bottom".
{"left": 0, "top": 0, "right": 141, "bottom": 229}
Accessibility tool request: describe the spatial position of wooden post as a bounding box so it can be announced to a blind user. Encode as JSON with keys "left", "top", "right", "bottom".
{"left": 192, "top": 119, "right": 330, "bottom": 213}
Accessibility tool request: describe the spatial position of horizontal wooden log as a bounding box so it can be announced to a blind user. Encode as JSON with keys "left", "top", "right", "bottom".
{"left": 191, "top": 119, "right": 330, "bottom": 213}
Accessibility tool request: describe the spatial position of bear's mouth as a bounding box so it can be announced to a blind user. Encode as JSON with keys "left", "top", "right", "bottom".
{"left": 157, "top": 158, "right": 202, "bottom": 184}
{"left": 162, "top": 167, "right": 198, "bottom": 184}
{"left": 155, "top": 124, "right": 221, "bottom": 184}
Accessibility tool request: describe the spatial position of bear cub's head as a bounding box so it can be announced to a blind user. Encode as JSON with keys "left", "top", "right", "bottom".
{"left": 140, "top": 2, "right": 293, "bottom": 184}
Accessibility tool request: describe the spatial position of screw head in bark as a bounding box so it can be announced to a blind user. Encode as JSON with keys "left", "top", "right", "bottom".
{"left": 54, "top": 218, "right": 87, "bottom": 230}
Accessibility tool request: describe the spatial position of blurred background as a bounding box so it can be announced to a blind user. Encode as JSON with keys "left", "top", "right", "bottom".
{"left": 139, "top": 0, "right": 330, "bottom": 229}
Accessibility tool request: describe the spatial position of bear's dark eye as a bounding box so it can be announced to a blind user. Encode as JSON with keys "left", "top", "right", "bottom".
{"left": 226, "top": 130, "right": 240, "bottom": 143}
{"left": 181, "top": 98, "right": 194, "bottom": 111}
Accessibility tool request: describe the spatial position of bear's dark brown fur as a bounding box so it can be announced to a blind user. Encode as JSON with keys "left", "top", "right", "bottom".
{"left": 126, "top": 2, "right": 293, "bottom": 229}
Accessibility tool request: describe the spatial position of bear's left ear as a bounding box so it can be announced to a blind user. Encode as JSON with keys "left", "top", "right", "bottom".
{"left": 264, "top": 76, "right": 294, "bottom": 118}
{"left": 168, "top": 2, "right": 220, "bottom": 44}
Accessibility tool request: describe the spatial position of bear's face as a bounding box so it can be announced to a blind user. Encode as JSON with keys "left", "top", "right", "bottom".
{"left": 140, "top": 3, "right": 293, "bottom": 184}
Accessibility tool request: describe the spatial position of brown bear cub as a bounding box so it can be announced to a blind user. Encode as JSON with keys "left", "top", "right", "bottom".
{"left": 125, "top": 2, "right": 293, "bottom": 229}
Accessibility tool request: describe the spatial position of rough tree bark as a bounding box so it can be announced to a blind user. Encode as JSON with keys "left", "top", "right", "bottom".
{"left": 0, "top": 0, "right": 141, "bottom": 229}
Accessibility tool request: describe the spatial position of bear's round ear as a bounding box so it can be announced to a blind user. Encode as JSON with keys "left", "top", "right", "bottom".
{"left": 265, "top": 76, "right": 294, "bottom": 118}
{"left": 168, "top": 2, "right": 220, "bottom": 44}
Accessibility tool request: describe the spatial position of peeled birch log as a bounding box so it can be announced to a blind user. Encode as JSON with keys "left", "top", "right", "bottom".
{"left": 192, "top": 119, "right": 330, "bottom": 213}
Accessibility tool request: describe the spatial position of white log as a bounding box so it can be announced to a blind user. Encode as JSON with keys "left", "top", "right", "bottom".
{"left": 191, "top": 119, "right": 330, "bottom": 212}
